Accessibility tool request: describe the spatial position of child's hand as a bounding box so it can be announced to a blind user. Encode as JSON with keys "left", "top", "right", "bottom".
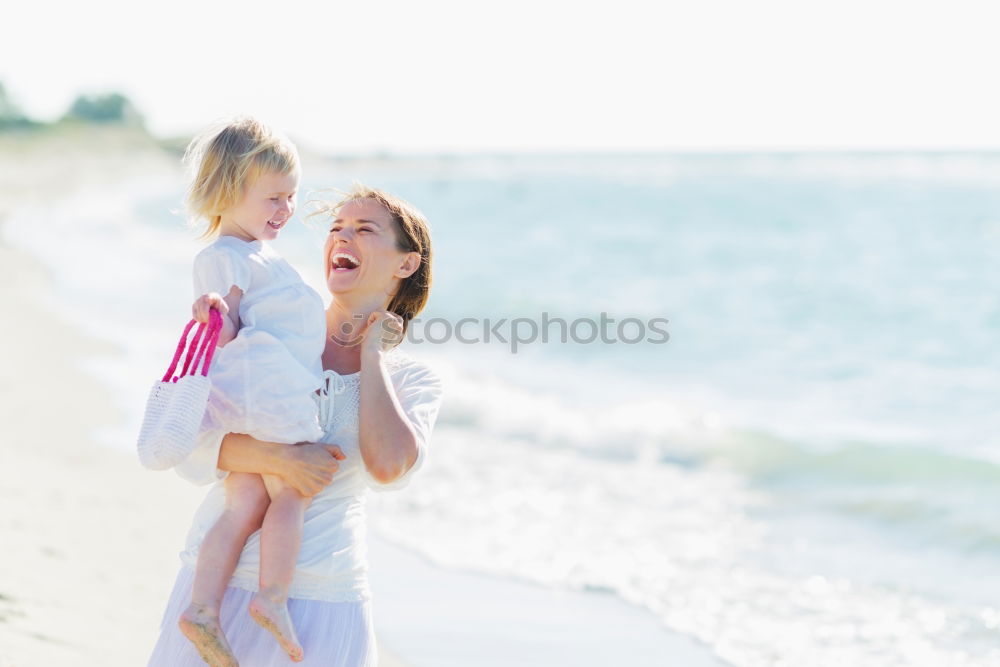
{"left": 191, "top": 286, "right": 242, "bottom": 347}
{"left": 192, "top": 292, "right": 229, "bottom": 324}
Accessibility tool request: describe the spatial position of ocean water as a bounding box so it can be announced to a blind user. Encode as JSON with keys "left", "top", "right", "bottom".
{"left": 9, "top": 152, "right": 1000, "bottom": 666}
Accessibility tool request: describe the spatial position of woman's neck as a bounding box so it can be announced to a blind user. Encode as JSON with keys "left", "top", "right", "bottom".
{"left": 323, "top": 295, "right": 390, "bottom": 374}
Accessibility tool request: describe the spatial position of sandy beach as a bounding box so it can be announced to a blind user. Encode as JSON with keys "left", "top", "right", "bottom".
{"left": 0, "top": 131, "right": 403, "bottom": 666}
{"left": 0, "top": 225, "right": 195, "bottom": 664}
{"left": 0, "top": 130, "right": 187, "bottom": 665}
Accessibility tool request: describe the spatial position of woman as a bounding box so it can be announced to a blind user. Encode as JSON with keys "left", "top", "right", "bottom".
{"left": 148, "top": 185, "right": 442, "bottom": 666}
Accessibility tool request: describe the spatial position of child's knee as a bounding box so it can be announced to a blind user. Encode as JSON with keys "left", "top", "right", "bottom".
{"left": 273, "top": 487, "right": 308, "bottom": 506}
{"left": 226, "top": 500, "right": 268, "bottom": 534}
{"left": 223, "top": 479, "right": 270, "bottom": 526}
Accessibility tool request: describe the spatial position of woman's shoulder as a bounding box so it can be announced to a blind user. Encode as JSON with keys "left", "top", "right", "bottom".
{"left": 383, "top": 349, "right": 445, "bottom": 445}
{"left": 384, "top": 349, "right": 442, "bottom": 388}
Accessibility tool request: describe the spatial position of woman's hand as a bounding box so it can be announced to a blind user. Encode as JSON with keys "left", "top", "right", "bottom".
{"left": 360, "top": 310, "right": 404, "bottom": 358}
{"left": 278, "top": 443, "right": 347, "bottom": 497}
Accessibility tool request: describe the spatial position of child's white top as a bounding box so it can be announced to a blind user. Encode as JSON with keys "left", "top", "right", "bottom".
{"left": 193, "top": 235, "right": 326, "bottom": 443}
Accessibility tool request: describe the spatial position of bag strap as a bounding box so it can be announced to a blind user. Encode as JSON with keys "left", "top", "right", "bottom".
{"left": 162, "top": 320, "right": 197, "bottom": 383}
{"left": 177, "top": 321, "right": 206, "bottom": 379}
{"left": 161, "top": 310, "right": 224, "bottom": 383}
{"left": 188, "top": 310, "right": 223, "bottom": 378}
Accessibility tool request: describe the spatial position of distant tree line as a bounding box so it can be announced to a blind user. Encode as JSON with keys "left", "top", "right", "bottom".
{"left": 0, "top": 82, "right": 145, "bottom": 132}
{"left": 0, "top": 82, "right": 36, "bottom": 130}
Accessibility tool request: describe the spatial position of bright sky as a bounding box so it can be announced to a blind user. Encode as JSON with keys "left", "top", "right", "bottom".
{"left": 4, "top": 0, "right": 1000, "bottom": 152}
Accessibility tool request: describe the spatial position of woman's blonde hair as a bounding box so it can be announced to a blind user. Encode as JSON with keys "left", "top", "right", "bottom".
{"left": 313, "top": 184, "right": 433, "bottom": 336}
{"left": 184, "top": 116, "right": 299, "bottom": 237}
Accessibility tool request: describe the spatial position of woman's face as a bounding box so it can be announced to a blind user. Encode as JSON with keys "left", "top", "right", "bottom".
{"left": 323, "top": 198, "right": 418, "bottom": 304}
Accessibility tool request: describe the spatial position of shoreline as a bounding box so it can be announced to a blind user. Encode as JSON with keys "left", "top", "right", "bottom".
{"left": 368, "top": 532, "right": 729, "bottom": 667}
{"left": 0, "top": 245, "right": 720, "bottom": 665}
{"left": 0, "top": 132, "right": 724, "bottom": 667}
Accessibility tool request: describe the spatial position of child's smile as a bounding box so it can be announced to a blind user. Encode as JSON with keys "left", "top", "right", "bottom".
{"left": 220, "top": 171, "right": 299, "bottom": 243}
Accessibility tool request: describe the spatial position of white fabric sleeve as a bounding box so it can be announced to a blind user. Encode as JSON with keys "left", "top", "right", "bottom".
{"left": 192, "top": 244, "right": 252, "bottom": 298}
{"left": 173, "top": 417, "right": 230, "bottom": 486}
{"left": 366, "top": 361, "right": 444, "bottom": 492}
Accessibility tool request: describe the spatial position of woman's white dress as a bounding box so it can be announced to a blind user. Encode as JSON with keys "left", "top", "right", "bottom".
{"left": 146, "top": 345, "right": 443, "bottom": 665}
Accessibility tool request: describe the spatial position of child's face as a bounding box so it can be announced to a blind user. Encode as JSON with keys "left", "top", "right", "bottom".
{"left": 220, "top": 170, "right": 299, "bottom": 243}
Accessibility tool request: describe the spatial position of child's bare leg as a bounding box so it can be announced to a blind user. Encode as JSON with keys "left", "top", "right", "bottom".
{"left": 180, "top": 472, "right": 268, "bottom": 667}
{"left": 248, "top": 473, "right": 310, "bottom": 663}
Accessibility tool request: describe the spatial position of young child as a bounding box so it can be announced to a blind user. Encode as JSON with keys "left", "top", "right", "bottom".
{"left": 177, "top": 116, "right": 327, "bottom": 666}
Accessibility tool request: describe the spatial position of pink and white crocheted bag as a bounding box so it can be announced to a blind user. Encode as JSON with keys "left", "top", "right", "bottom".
{"left": 137, "top": 310, "right": 222, "bottom": 470}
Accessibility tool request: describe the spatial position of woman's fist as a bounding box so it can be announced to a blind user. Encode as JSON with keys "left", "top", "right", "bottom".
{"left": 361, "top": 310, "right": 404, "bottom": 354}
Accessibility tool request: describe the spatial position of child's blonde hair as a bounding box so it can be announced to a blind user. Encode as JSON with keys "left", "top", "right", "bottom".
{"left": 184, "top": 116, "right": 299, "bottom": 237}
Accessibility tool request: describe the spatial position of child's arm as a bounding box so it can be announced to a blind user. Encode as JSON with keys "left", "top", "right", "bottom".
{"left": 192, "top": 286, "right": 242, "bottom": 347}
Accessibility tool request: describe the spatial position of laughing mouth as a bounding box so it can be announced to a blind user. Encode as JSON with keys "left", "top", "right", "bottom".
{"left": 267, "top": 219, "right": 286, "bottom": 230}
{"left": 332, "top": 251, "right": 361, "bottom": 271}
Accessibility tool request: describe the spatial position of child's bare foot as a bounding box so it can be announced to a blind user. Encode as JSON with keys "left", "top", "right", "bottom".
{"left": 248, "top": 591, "right": 303, "bottom": 662}
{"left": 179, "top": 603, "right": 239, "bottom": 667}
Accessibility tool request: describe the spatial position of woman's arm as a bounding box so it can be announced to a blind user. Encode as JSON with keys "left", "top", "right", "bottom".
{"left": 217, "top": 434, "right": 346, "bottom": 496}
{"left": 358, "top": 313, "right": 420, "bottom": 485}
